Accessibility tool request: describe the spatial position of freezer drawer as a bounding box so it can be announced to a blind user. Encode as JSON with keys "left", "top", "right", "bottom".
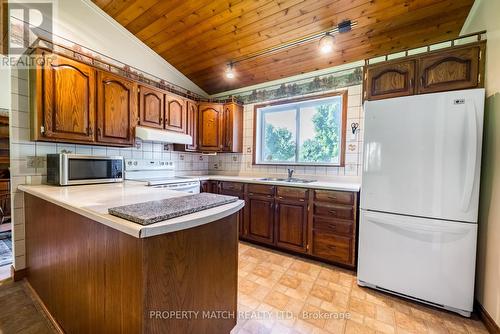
{"left": 358, "top": 210, "right": 477, "bottom": 314}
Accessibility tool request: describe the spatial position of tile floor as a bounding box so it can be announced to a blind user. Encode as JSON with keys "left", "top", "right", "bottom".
{"left": 0, "top": 279, "right": 56, "bottom": 333}
{"left": 0, "top": 242, "right": 489, "bottom": 334}
{"left": 232, "top": 242, "right": 488, "bottom": 334}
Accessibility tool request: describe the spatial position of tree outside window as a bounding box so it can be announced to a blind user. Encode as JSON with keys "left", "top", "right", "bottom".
{"left": 255, "top": 93, "right": 346, "bottom": 166}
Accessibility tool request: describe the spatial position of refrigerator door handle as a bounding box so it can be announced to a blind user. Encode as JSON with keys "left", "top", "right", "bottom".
{"left": 461, "top": 100, "right": 478, "bottom": 212}
{"left": 366, "top": 212, "right": 470, "bottom": 234}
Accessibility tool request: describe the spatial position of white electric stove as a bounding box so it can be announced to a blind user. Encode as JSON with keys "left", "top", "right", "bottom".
{"left": 124, "top": 159, "right": 200, "bottom": 193}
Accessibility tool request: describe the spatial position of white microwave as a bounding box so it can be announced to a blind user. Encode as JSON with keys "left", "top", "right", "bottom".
{"left": 46, "top": 154, "right": 124, "bottom": 186}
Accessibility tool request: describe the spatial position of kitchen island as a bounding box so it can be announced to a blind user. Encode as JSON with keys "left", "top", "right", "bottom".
{"left": 18, "top": 182, "right": 245, "bottom": 334}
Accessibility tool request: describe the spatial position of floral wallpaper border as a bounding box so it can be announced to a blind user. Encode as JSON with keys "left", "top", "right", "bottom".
{"left": 217, "top": 67, "right": 363, "bottom": 105}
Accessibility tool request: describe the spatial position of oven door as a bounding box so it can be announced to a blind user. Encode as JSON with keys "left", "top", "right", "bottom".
{"left": 153, "top": 181, "right": 200, "bottom": 194}
{"left": 63, "top": 155, "right": 124, "bottom": 185}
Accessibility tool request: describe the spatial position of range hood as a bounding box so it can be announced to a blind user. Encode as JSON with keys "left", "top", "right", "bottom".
{"left": 135, "top": 126, "right": 193, "bottom": 145}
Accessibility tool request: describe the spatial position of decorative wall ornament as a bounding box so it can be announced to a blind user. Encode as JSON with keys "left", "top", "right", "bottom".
{"left": 218, "top": 67, "right": 363, "bottom": 105}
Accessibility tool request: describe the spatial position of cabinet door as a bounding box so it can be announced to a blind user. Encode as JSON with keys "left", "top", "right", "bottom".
{"left": 41, "top": 54, "right": 96, "bottom": 142}
{"left": 165, "top": 94, "right": 187, "bottom": 133}
{"left": 417, "top": 46, "right": 480, "bottom": 94}
{"left": 365, "top": 60, "right": 416, "bottom": 100}
{"left": 275, "top": 200, "right": 308, "bottom": 253}
{"left": 219, "top": 182, "right": 246, "bottom": 238}
{"left": 246, "top": 195, "right": 274, "bottom": 244}
{"left": 97, "top": 72, "right": 137, "bottom": 146}
{"left": 198, "top": 103, "right": 223, "bottom": 151}
{"left": 186, "top": 100, "right": 198, "bottom": 151}
{"left": 138, "top": 85, "right": 164, "bottom": 129}
{"left": 222, "top": 102, "right": 243, "bottom": 153}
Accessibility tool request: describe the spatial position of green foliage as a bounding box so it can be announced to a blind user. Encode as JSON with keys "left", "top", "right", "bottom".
{"left": 300, "top": 103, "right": 340, "bottom": 163}
{"left": 263, "top": 124, "right": 295, "bottom": 161}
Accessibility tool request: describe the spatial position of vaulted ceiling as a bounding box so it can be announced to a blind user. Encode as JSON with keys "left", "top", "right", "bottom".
{"left": 92, "top": 0, "right": 475, "bottom": 95}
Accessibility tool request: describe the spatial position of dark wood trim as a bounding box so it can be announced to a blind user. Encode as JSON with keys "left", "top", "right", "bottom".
{"left": 24, "top": 280, "right": 65, "bottom": 334}
{"left": 252, "top": 90, "right": 349, "bottom": 167}
{"left": 10, "top": 265, "right": 27, "bottom": 281}
{"left": 476, "top": 300, "right": 500, "bottom": 334}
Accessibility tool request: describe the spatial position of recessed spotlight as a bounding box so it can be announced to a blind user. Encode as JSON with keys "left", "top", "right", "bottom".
{"left": 225, "top": 63, "right": 235, "bottom": 79}
{"left": 319, "top": 32, "right": 335, "bottom": 54}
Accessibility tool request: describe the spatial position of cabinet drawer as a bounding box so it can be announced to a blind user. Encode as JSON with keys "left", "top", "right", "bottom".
{"left": 277, "top": 187, "right": 308, "bottom": 201}
{"left": 314, "top": 190, "right": 354, "bottom": 205}
{"left": 313, "top": 217, "right": 353, "bottom": 236}
{"left": 314, "top": 203, "right": 354, "bottom": 220}
{"left": 220, "top": 182, "right": 244, "bottom": 193}
{"left": 312, "top": 231, "right": 352, "bottom": 264}
{"left": 248, "top": 184, "right": 275, "bottom": 196}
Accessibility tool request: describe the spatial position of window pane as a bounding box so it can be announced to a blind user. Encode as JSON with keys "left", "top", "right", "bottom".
{"left": 261, "top": 109, "right": 296, "bottom": 162}
{"left": 298, "top": 98, "right": 342, "bottom": 164}
{"left": 256, "top": 94, "right": 344, "bottom": 166}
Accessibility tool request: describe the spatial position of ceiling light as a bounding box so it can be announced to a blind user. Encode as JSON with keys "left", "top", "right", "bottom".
{"left": 225, "top": 63, "right": 235, "bottom": 79}
{"left": 319, "top": 32, "right": 335, "bottom": 54}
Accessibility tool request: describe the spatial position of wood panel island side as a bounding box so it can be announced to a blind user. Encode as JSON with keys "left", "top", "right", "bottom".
{"left": 18, "top": 183, "right": 245, "bottom": 334}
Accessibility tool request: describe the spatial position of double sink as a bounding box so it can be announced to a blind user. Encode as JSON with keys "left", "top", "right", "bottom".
{"left": 257, "top": 177, "right": 316, "bottom": 184}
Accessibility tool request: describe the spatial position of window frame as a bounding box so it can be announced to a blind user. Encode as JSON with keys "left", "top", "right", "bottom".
{"left": 252, "top": 91, "right": 348, "bottom": 167}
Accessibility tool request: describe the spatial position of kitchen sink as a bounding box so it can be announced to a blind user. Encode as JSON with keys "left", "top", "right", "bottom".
{"left": 257, "top": 177, "right": 316, "bottom": 184}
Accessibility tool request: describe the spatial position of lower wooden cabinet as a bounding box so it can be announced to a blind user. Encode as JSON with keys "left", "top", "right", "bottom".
{"left": 275, "top": 199, "right": 308, "bottom": 253}
{"left": 202, "top": 180, "right": 359, "bottom": 268}
{"left": 246, "top": 194, "right": 275, "bottom": 244}
{"left": 311, "top": 230, "right": 353, "bottom": 265}
{"left": 218, "top": 182, "right": 246, "bottom": 237}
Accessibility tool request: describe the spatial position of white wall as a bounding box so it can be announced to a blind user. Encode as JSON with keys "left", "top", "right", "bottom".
{"left": 461, "top": 0, "right": 500, "bottom": 327}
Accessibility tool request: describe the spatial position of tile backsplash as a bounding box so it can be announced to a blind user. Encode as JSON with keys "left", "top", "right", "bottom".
{"left": 209, "top": 84, "right": 364, "bottom": 178}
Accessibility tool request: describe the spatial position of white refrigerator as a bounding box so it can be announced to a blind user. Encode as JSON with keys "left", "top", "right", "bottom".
{"left": 358, "top": 88, "right": 485, "bottom": 317}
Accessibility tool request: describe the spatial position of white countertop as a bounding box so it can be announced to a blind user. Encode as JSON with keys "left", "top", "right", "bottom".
{"left": 18, "top": 182, "right": 244, "bottom": 239}
{"left": 189, "top": 174, "right": 361, "bottom": 192}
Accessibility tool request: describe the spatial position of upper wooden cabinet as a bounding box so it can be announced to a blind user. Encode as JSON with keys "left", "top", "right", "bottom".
{"left": 34, "top": 53, "right": 96, "bottom": 143}
{"left": 222, "top": 102, "right": 243, "bottom": 153}
{"left": 364, "top": 43, "right": 484, "bottom": 101}
{"left": 365, "top": 60, "right": 416, "bottom": 100}
{"left": 165, "top": 94, "right": 187, "bottom": 133}
{"left": 174, "top": 100, "right": 198, "bottom": 152}
{"left": 185, "top": 100, "right": 198, "bottom": 151}
{"left": 138, "top": 85, "right": 164, "bottom": 129}
{"left": 198, "top": 103, "right": 223, "bottom": 151}
{"left": 417, "top": 46, "right": 481, "bottom": 94}
{"left": 96, "top": 71, "right": 137, "bottom": 146}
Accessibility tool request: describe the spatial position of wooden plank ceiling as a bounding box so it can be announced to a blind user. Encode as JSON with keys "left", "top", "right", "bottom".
{"left": 92, "top": 0, "right": 475, "bottom": 95}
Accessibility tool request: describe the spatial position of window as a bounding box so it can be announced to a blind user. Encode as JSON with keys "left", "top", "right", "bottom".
{"left": 254, "top": 92, "right": 347, "bottom": 166}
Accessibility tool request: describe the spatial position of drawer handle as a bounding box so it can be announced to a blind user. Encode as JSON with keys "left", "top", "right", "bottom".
{"left": 329, "top": 210, "right": 337, "bottom": 215}
{"left": 249, "top": 192, "right": 254, "bottom": 196}
{"left": 329, "top": 224, "right": 337, "bottom": 230}
{"left": 328, "top": 196, "right": 338, "bottom": 200}
{"left": 299, "top": 199, "right": 305, "bottom": 202}
{"left": 278, "top": 196, "right": 284, "bottom": 199}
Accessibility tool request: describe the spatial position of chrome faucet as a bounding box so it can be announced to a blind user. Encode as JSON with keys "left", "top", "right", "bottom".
{"left": 287, "top": 168, "right": 294, "bottom": 180}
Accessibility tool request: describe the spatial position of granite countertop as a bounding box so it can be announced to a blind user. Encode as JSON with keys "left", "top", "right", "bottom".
{"left": 184, "top": 174, "right": 361, "bottom": 192}
{"left": 18, "top": 182, "right": 244, "bottom": 238}
{"left": 109, "top": 193, "right": 239, "bottom": 225}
